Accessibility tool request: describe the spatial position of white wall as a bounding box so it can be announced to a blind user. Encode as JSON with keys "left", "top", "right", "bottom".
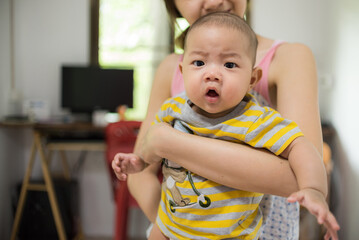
{"left": 0, "top": 1, "right": 22, "bottom": 239}
{"left": 329, "top": 1, "right": 359, "bottom": 239}
{"left": 0, "top": 0, "right": 115, "bottom": 238}
{"left": 15, "top": 0, "right": 90, "bottom": 114}
{"left": 250, "top": 0, "right": 337, "bottom": 122}
{"left": 251, "top": 0, "right": 359, "bottom": 239}
{"left": 0, "top": 0, "right": 11, "bottom": 116}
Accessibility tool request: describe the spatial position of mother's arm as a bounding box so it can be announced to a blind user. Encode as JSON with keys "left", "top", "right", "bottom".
{"left": 142, "top": 122, "right": 299, "bottom": 196}
{"left": 127, "top": 53, "right": 178, "bottom": 222}
{"left": 272, "top": 43, "right": 323, "bottom": 154}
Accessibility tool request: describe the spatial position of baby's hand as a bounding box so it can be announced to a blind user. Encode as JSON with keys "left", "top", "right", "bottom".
{"left": 112, "top": 153, "right": 146, "bottom": 181}
{"left": 287, "top": 188, "right": 340, "bottom": 240}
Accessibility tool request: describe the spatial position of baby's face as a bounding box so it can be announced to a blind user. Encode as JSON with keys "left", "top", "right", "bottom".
{"left": 181, "top": 24, "right": 256, "bottom": 118}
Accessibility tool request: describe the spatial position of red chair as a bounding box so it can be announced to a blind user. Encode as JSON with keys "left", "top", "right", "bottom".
{"left": 105, "top": 121, "right": 142, "bottom": 240}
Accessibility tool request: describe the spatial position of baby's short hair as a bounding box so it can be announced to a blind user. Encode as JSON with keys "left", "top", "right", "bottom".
{"left": 184, "top": 12, "right": 258, "bottom": 65}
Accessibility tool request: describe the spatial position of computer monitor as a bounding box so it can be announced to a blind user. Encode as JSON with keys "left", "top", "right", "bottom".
{"left": 61, "top": 66, "right": 133, "bottom": 115}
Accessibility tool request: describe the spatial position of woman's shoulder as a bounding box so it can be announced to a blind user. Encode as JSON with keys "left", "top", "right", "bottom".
{"left": 257, "top": 35, "right": 314, "bottom": 63}
{"left": 271, "top": 42, "right": 316, "bottom": 80}
{"left": 275, "top": 42, "right": 315, "bottom": 64}
{"left": 154, "top": 53, "right": 182, "bottom": 85}
{"left": 276, "top": 42, "right": 314, "bottom": 56}
{"left": 157, "top": 53, "right": 182, "bottom": 71}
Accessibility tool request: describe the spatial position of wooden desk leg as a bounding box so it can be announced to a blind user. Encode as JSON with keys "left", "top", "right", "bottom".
{"left": 10, "top": 138, "right": 37, "bottom": 240}
{"left": 35, "top": 132, "right": 67, "bottom": 240}
{"left": 59, "top": 150, "right": 71, "bottom": 180}
{"left": 47, "top": 150, "right": 71, "bottom": 181}
{"left": 47, "top": 149, "right": 54, "bottom": 166}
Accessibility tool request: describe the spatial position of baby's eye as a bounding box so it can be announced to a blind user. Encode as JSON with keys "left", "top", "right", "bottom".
{"left": 224, "top": 62, "right": 237, "bottom": 68}
{"left": 193, "top": 60, "right": 205, "bottom": 67}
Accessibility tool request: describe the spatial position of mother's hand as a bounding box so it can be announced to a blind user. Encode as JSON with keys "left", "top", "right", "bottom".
{"left": 140, "top": 122, "right": 173, "bottom": 164}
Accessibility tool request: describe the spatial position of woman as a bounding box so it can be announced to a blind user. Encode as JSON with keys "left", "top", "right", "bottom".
{"left": 119, "top": 0, "right": 334, "bottom": 239}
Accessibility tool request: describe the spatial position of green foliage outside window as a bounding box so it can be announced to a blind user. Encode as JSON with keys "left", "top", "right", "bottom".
{"left": 99, "top": 0, "right": 155, "bottom": 120}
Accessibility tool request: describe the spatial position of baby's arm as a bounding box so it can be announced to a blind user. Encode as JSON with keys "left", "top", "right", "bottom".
{"left": 281, "top": 137, "right": 340, "bottom": 239}
{"left": 112, "top": 153, "right": 147, "bottom": 181}
{"left": 281, "top": 136, "right": 327, "bottom": 196}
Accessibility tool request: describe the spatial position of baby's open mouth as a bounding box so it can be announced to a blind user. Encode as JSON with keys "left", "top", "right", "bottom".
{"left": 206, "top": 89, "right": 219, "bottom": 97}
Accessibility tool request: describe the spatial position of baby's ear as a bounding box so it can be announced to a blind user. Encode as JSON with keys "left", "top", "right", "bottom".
{"left": 249, "top": 67, "right": 262, "bottom": 90}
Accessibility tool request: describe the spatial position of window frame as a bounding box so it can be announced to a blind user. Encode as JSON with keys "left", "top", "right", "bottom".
{"left": 90, "top": 0, "right": 99, "bottom": 66}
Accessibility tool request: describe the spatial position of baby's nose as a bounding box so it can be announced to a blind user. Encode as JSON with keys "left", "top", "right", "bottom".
{"left": 204, "top": 66, "right": 222, "bottom": 82}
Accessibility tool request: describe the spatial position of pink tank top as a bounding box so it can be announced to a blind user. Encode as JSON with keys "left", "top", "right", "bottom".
{"left": 170, "top": 40, "right": 285, "bottom": 106}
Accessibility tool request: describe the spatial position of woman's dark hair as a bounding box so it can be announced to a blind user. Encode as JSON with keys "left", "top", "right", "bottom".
{"left": 163, "top": 0, "right": 181, "bottom": 25}
{"left": 163, "top": 0, "right": 187, "bottom": 50}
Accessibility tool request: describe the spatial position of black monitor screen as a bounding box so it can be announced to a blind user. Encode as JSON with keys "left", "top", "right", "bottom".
{"left": 61, "top": 66, "right": 133, "bottom": 114}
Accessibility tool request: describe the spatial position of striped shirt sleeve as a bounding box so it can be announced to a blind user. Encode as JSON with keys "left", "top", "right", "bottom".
{"left": 153, "top": 95, "right": 186, "bottom": 125}
{"left": 244, "top": 106, "right": 304, "bottom": 155}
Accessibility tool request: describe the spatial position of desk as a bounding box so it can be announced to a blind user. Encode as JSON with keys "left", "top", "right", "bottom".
{"left": 1, "top": 121, "right": 105, "bottom": 240}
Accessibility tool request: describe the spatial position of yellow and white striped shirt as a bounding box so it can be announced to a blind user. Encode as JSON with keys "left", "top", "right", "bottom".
{"left": 155, "top": 93, "right": 303, "bottom": 240}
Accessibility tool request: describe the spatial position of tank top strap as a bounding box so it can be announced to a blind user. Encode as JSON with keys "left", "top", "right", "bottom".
{"left": 254, "top": 40, "right": 285, "bottom": 107}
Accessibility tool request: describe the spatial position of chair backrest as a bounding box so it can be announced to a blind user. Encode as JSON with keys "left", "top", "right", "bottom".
{"left": 105, "top": 121, "right": 142, "bottom": 199}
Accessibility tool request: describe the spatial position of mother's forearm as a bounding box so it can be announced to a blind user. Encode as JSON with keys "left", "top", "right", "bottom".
{"left": 148, "top": 123, "right": 299, "bottom": 197}
{"left": 127, "top": 162, "right": 162, "bottom": 223}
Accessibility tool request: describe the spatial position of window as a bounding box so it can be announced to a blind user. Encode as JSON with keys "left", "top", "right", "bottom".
{"left": 96, "top": 0, "right": 170, "bottom": 120}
